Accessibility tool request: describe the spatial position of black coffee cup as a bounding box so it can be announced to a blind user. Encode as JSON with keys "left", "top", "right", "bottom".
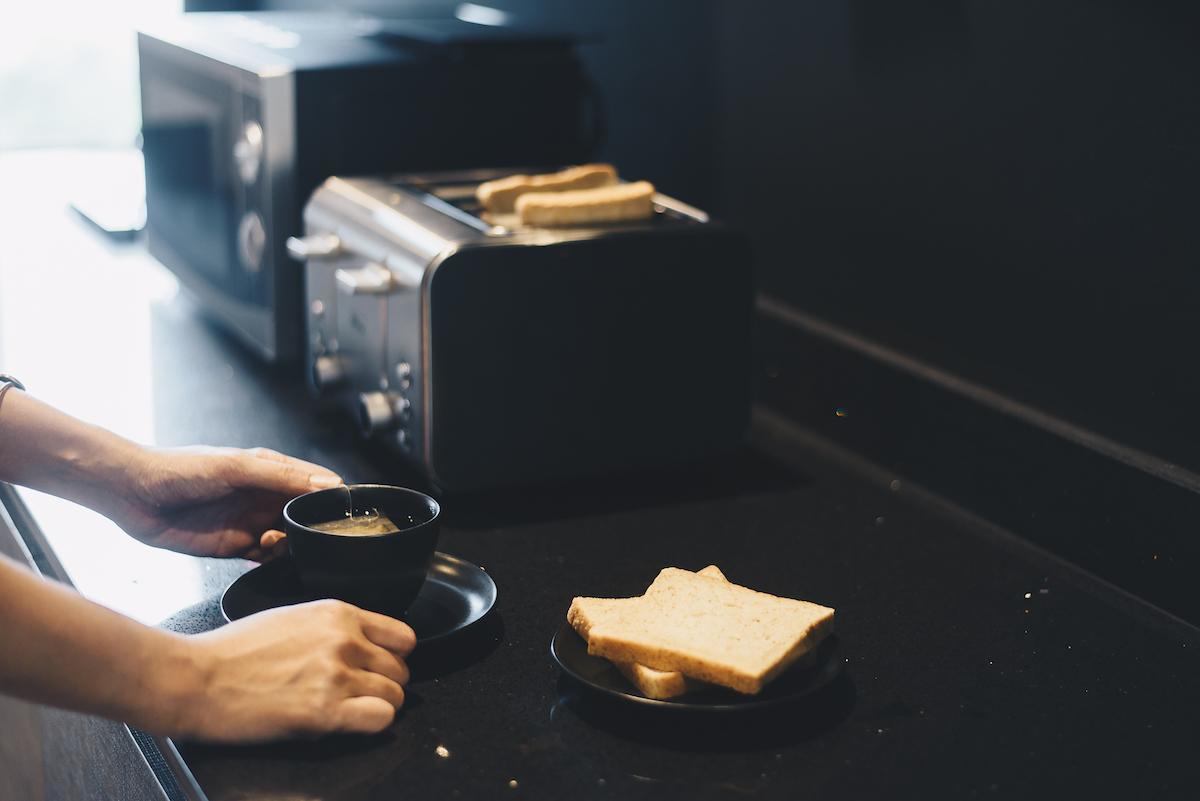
{"left": 283, "top": 484, "right": 441, "bottom": 616}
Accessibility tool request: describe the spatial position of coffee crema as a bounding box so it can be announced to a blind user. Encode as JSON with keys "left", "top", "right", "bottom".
{"left": 310, "top": 511, "right": 400, "bottom": 536}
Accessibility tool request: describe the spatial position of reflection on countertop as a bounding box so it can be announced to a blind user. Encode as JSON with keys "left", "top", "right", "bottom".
{"left": 0, "top": 150, "right": 227, "bottom": 623}
{"left": 0, "top": 150, "right": 406, "bottom": 624}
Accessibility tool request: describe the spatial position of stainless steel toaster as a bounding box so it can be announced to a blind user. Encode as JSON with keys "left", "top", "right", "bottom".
{"left": 289, "top": 169, "right": 753, "bottom": 492}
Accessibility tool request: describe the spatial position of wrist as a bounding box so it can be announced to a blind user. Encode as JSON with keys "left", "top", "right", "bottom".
{"left": 63, "top": 432, "right": 152, "bottom": 520}
{"left": 72, "top": 430, "right": 148, "bottom": 494}
{"left": 0, "top": 389, "right": 158, "bottom": 527}
{"left": 140, "top": 633, "right": 215, "bottom": 739}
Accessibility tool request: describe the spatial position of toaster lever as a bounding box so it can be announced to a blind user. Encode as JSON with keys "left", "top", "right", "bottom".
{"left": 335, "top": 263, "right": 394, "bottom": 295}
{"left": 651, "top": 193, "right": 710, "bottom": 224}
{"left": 286, "top": 234, "right": 342, "bottom": 261}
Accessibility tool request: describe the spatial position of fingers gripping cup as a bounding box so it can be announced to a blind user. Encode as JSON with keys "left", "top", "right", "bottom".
{"left": 283, "top": 484, "right": 440, "bottom": 617}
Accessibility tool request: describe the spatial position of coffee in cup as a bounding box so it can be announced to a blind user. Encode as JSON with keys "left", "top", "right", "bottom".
{"left": 283, "top": 484, "right": 441, "bottom": 616}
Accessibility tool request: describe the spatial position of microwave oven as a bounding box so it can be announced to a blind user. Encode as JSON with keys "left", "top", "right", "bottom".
{"left": 139, "top": 11, "right": 597, "bottom": 361}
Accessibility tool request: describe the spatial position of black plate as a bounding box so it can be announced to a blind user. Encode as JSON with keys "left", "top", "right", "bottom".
{"left": 551, "top": 622, "right": 844, "bottom": 711}
{"left": 222, "top": 552, "right": 496, "bottom": 643}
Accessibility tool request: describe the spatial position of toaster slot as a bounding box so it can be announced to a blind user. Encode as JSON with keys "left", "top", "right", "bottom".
{"left": 395, "top": 172, "right": 706, "bottom": 234}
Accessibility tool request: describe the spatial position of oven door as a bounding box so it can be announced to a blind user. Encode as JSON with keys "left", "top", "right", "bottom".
{"left": 138, "top": 35, "right": 280, "bottom": 355}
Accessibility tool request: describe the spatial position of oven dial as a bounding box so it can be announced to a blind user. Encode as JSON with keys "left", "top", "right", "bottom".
{"left": 237, "top": 211, "right": 266, "bottom": 272}
{"left": 233, "top": 121, "right": 263, "bottom": 185}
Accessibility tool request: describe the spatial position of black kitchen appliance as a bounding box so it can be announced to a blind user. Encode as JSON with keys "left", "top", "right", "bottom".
{"left": 138, "top": 11, "right": 596, "bottom": 361}
{"left": 288, "top": 168, "right": 754, "bottom": 492}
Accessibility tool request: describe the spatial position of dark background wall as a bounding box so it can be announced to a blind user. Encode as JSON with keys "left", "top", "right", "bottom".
{"left": 551, "top": 0, "right": 1200, "bottom": 478}
{"left": 202, "top": 0, "right": 1200, "bottom": 473}
{"left": 709, "top": 1, "right": 1200, "bottom": 477}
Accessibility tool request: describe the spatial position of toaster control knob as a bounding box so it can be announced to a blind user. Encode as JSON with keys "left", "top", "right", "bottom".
{"left": 311, "top": 355, "right": 346, "bottom": 393}
{"left": 357, "top": 392, "right": 409, "bottom": 436}
{"left": 358, "top": 392, "right": 393, "bottom": 436}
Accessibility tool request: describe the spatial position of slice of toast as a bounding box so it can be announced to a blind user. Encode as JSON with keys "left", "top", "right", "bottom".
{"left": 584, "top": 568, "right": 835, "bottom": 695}
{"left": 516, "top": 181, "right": 656, "bottom": 227}
{"left": 569, "top": 565, "right": 727, "bottom": 699}
{"left": 476, "top": 164, "right": 617, "bottom": 213}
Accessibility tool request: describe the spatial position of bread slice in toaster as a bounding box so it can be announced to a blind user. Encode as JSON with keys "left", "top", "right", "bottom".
{"left": 516, "top": 181, "right": 656, "bottom": 227}
{"left": 476, "top": 163, "right": 617, "bottom": 213}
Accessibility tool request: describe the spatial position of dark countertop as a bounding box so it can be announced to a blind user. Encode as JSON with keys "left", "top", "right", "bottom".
{"left": 2, "top": 152, "right": 1198, "bottom": 800}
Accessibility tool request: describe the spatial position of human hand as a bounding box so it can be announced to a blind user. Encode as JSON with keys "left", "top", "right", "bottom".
{"left": 111, "top": 446, "right": 342, "bottom": 560}
{"left": 168, "top": 600, "right": 415, "bottom": 742}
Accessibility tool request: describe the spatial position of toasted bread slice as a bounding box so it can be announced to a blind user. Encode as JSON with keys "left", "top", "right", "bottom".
{"left": 476, "top": 164, "right": 617, "bottom": 213}
{"left": 584, "top": 568, "right": 835, "bottom": 695}
{"left": 516, "top": 181, "right": 655, "bottom": 227}
{"left": 568, "top": 566, "right": 727, "bottom": 700}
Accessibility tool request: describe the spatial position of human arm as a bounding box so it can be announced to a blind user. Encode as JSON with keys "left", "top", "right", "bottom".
{"left": 0, "top": 552, "right": 415, "bottom": 741}
{"left": 0, "top": 389, "right": 341, "bottom": 559}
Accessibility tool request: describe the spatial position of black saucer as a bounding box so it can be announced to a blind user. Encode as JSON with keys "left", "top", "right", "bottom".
{"left": 551, "top": 622, "right": 844, "bottom": 712}
{"left": 222, "top": 552, "right": 497, "bottom": 642}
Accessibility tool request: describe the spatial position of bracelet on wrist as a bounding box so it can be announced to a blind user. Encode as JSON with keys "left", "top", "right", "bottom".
{"left": 0, "top": 373, "right": 24, "bottom": 412}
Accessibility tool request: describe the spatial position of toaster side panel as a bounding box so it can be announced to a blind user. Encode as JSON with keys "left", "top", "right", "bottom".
{"left": 424, "top": 232, "right": 753, "bottom": 492}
